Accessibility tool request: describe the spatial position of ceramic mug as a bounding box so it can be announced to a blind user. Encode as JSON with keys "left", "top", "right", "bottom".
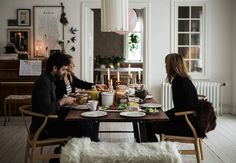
{"left": 87, "top": 100, "right": 98, "bottom": 111}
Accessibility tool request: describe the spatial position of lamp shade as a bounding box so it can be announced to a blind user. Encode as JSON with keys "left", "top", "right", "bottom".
{"left": 114, "top": 9, "right": 138, "bottom": 35}
{"left": 101, "top": 0, "right": 128, "bottom": 32}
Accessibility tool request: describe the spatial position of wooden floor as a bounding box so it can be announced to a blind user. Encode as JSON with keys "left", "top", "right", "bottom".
{"left": 0, "top": 114, "right": 236, "bottom": 163}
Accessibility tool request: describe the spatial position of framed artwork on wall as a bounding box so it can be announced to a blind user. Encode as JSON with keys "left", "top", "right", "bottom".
{"left": 33, "top": 6, "right": 63, "bottom": 57}
{"left": 17, "top": 9, "right": 31, "bottom": 26}
{"left": 7, "top": 28, "right": 31, "bottom": 53}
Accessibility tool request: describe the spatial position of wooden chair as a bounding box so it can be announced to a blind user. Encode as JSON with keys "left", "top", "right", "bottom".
{"left": 19, "top": 105, "right": 71, "bottom": 163}
{"left": 160, "top": 111, "right": 203, "bottom": 163}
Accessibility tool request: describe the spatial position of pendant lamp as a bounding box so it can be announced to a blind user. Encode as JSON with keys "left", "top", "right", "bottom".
{"left": 101, "top": 0, "right": 128, "bottom": 32}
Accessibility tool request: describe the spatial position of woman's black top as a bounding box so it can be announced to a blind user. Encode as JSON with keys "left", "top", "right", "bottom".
{"left": 55, "top": 73, "right": 94, "bottom": 99}
{"left": 166, "top": 75, "right": 199, "bottom": 117}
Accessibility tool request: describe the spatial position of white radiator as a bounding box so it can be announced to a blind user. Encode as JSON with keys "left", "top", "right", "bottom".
{"left": 161, "top": 81, "right": 225, "bottom": 115}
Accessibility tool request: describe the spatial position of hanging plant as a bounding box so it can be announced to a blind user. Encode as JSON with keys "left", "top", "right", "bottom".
{"left": 129, "top": 33, "right": 139, "bottom": 52}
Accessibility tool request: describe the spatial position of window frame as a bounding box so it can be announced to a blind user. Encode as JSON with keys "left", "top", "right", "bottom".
{"left": 124, "top": 18, "right": 144, "bottom": 63}
{"left": 171, "top": 0, "right": 208, "bottom": 79}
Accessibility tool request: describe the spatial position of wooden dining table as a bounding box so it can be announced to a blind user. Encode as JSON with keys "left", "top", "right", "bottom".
{"left": 65, "top": 99, "right": 169, "bottom": 142}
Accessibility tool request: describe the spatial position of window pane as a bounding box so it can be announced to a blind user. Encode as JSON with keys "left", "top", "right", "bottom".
{"left": 191, "top": 47, "right": 200, "bottom": 59}
{"left": 191, "top": 7, "right": 202, "bottom": 18}
{"left": 178, "top": 34, "right": 189, "bottom": 45}
{"left": 191, "top": 20, "right": 200, "bottom": 32}
{"left": 191, "top": 60, "right": 202, "bottom": 72}
{"left": 179, "top": 20, "right": 189, "bottom": 32}
{"left": 178, "top": 47, "right": 189, "bottom": 59}
{"left": 179, "top": 7, "right": 189, "bottom": 18}
{"left": 191, "top": 34, "right": 200, "bottom": 45}
{"left": 184, "top": 60, "right": 189, "bottom": 71}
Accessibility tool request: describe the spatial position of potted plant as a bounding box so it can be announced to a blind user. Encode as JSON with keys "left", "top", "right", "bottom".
{"left": 110, "top": 55, "right": 125, "bottom": 69}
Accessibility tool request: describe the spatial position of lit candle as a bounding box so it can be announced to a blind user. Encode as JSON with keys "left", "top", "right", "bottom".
{"left": 138, "top": 70, "right": 141, "bottom": 80}
{"left": 36, "top": 46, "right": 39, "bottom": 57}
{"left": 117, "top": 72, "right": 120, "bottom": 82}
{"left": 107, "top": 68, "right": 110, "bottom": 81}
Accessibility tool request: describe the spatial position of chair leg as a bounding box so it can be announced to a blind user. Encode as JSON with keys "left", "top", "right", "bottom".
{"left": 194, "top": 139, "right": 201, "bottom": 163}
{"left": 3, "top": 100, "right": 7, "bottom": 126}
{"left": 30, "top": 146, "right": 35, "bottom": 163}
{"left": 24, "top": 143, "right": 29, "bottom": 163}
{"left": 8, "top": 102, "right": 11, "bottom": 122}
{"left": 199, "top": 139, "right": 203, "bottom": 160}
{"left": 160, "top": 134, "right": 164, "bottom": 141}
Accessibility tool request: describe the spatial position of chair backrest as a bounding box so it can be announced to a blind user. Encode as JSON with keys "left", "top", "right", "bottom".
{"left": 19, "top": 105, "right": 56, "bottom": 142}
{"left": 175, "top": 111, "right": 199, "bottom": 138}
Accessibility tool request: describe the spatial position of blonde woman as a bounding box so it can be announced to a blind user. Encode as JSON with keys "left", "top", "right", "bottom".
{"left": 146, "top": 53, "right": 204, "bottom": 142}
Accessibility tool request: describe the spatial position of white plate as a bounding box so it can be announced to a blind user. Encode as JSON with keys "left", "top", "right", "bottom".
{"left": 71, "top": 104, "right": 89, "bottom": 110}
{"left": 139, "top": 103, "right": 162, "bottom": 108}
{"left": 120, "top": 111, "right": 146, "bottom": 117}
{"left": 81, "top": 111, "right": 107, "bottom": 117}
{"left": 145, "top": 95, "right": 153, "bottom": 99}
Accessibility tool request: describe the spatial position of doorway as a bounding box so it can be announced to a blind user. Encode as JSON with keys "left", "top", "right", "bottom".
{"left": 81, "top": 1, "right": 150, "bottom": 87}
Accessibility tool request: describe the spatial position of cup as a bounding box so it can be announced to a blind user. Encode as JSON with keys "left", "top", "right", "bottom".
{"left": 101, "top": 92, "right": 114, "bottom": 106}
{"left": 87, "top": 100, "right": 98, "bottom": 111}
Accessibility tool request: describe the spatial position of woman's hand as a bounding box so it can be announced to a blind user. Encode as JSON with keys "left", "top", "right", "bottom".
{"left": 96, "top": 84, "right": 108, "bottom": 91}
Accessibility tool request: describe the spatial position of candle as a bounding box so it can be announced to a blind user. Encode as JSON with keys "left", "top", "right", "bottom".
{"left": 111, "top": 79, "right": 113, "bottom": 86}
{"left": 107, "top": 68, "right": 110, "bottom": 80}
{"left": 36, "top": 46, "right": 39, "bottom": 57}
{"left": 138, "top": 70, "right": 141, "bottom": 80}
{"left": 128, "top": 64, "right": 131, "bottom": 75}
{"left": 117, "top": 72, "right": 120, "bottom": 82}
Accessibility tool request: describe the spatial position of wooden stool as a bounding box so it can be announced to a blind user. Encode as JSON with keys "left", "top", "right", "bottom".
{"left": 3, "top": 95, "right": 31, "bottom": 126}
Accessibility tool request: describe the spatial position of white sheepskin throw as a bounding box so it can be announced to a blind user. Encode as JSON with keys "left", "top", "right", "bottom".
{"left": 61, "top": 138, "right": 182, "bottom": 163}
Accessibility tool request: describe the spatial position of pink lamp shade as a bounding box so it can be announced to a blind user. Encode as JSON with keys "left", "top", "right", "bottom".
{"left": 114, "top": 9, "right": 138, "bottom": 35}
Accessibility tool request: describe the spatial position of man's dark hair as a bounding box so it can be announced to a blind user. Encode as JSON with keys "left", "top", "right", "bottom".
{"left": 46, "top": 53, "right": 70, "bottom": 72}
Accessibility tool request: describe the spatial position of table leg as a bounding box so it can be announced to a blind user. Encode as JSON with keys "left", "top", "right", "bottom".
{"left": 133, "top": 122, "right": 140, "bottom": 143}
{"left": 138, "top": 122, "right": 148, "bottom": 142}
{"left": 91, "top": 121, "right": 100, "bottom": 142}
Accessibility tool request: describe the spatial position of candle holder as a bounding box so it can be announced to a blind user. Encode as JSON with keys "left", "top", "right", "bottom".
{"left": 127, "top": 73, "right": 133, "bottom": 87}
{"left": 116, "top": 81, "right": 121, "bottom": 87}
{"left": 108, "top": 79, "right": 113, "bottom": 91}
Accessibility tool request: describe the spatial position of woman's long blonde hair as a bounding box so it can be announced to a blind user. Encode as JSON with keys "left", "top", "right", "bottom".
{"left": 165, "top": 53, "right": 190, "bottom": 83}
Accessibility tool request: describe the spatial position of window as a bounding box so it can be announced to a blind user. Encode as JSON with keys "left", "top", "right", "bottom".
{"left": 172, "top": 0, "right": 207, "bottom": 78}
{"left": 124, "top": 19, "right": 143, "bottom": 62}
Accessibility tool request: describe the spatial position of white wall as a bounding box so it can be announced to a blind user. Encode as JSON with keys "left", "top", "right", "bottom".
{"left": 0, "top": 0, "right": 234, "bottom": 112}
{"left": 232, "top": 0, "right": 236, "bottom": 115}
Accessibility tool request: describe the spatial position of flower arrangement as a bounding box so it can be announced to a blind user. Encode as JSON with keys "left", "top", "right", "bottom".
{"left": 95, "top": 55, "right": 125, "bottom": 69}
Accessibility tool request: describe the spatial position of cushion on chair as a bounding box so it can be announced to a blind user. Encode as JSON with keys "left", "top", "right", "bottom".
{"left": 60, "top": 138, "right": 182, "bottom": 163}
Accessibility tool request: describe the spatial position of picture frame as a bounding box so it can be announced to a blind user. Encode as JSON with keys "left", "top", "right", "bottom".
{"left": 33, "top": 6, "right": 63, "bottom": 57}
{"left": 7, "top": 28, "right": 31, "bottom": 53}
{"left": 17, "top": 9, "right": 31, "bottom": 26}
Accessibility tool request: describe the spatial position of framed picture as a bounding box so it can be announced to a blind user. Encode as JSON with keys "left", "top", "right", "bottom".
{"left": 33, "top": 6, "right": 63, "bottom": 57}
{"left": 7, "top": 28, "right": 31, "bottom": 53}
{"left": 17, "top": 9, "right": 31, "bottom": 26}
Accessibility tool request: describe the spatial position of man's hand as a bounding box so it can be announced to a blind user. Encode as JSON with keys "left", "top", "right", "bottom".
{"left": 59, "top": 96, "right": 76, "bottom": 106}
